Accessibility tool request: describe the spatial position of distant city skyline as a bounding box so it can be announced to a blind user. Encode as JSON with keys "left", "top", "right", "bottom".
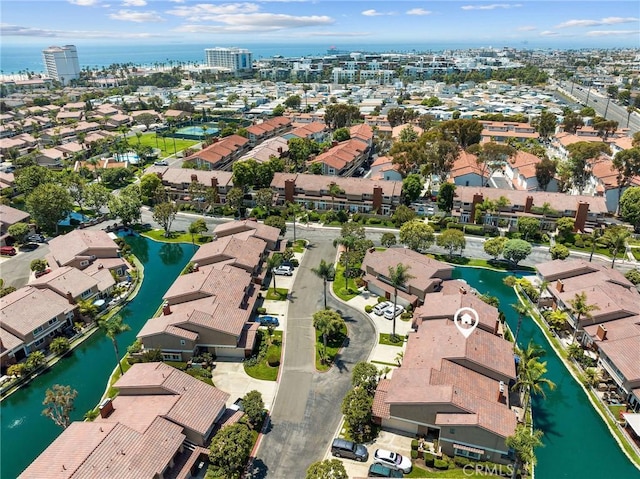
{"left": 1, "top": 1, "right": 638, "bottom": 49}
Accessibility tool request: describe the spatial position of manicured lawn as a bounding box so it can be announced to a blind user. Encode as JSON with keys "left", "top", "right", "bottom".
{"left": 127, "top": 132, "right": 198, "bottom": 158}
{"left": 290, "top": 239, "right": 307, "bottom": 253}
{"left": 608, "top": 404, "right": 627, "bottom": 419}
{"left": 315, "top": 324, "right": 348, "bottom": 372}
{"left": 332, "top": 263, "right": 360, "bottom": 301}
{"left": 244, "top": 331, "right": 282, "bottom": 381}
{"left": 266, "top": 288, "right": 288, "bottom": 301}
{"left": 379, "top": 333, "right": 405, "bottom": 347}
{"left": 631, "top": 248, "right": 640, "bottom": 261}
{"left": 428, "top": 254, "right": 535, "bottom": 272}
{"left": 142, "top": 229, "right": 212, "bottom": 245}
{"left": 371, "top": 359, "right": 397, "bottom": 368}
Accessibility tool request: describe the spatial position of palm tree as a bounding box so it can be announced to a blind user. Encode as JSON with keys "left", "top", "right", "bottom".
{"left": 77, "top": 299, "right": 99, "bottom": 323}
{"left": 602, "top": 225, "right": 630, "bottom": 267}
{"left": 334, "top": 235, "right": 357, "bottom": 292}
{"left": 312, "top": 259, "right": 335, "bottom": 309}
{"left": 513, "top": 345, "right": 556, "bottom": 423}
{"left": 286, "top": 201, "right": 303, "bottom": 242}
{"left": 547, "top": 309, "right": 568, "bottom": 332}
{"left": 536, "top": 280, "right": 549, "bottom": 308}
{"left": 388, "top": 264, "right": 414, "bottom": 341}
{"left": 328, "top": 182, "right": 344, "bottom": 210}
{"left": 568, "top": 292, "right": 600, "bottom": 343}
{"left": 98, "top": 315, "right": 131, "bottom": 376}
{"left": 312, "top": 309, "right": 344, "bottom": 364}
{"left": 511, "top": 303, "right": 529, "bottom": 347}
{"left": 265, "top": 254, "right": 283, "bottom": 293}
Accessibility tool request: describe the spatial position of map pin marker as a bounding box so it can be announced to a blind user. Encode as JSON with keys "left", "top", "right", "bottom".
{"left": 454, "top": 307, "right": 479, "bottom": 339}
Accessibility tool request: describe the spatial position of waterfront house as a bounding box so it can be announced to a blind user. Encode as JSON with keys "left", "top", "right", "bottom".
{"left": 30, "top": 264, "right": 117, "bottom": 303}
{"left": 19, "top": 362, "right": 238, "bottom": 479}
{"left": 190, "top": 234, "right": 268, "bottom": 280}
{"left": 372, "top": 318, "right": 517, "bottom": 465}
{"left": 213, "top": 219, "right": 282, "bottom": 252}
{"left": 0, "top": 286, "right": 77, "bottom": 369}
{"left": 360, "top": 248, "right": 453, "bottom": 308}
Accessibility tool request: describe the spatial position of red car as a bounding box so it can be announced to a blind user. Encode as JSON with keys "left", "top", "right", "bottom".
{"left": 35, "top": 268, "right": 51, "bottom": 278}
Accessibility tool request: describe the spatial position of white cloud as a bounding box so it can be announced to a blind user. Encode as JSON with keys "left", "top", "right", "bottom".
{"left": 0, "top": 22, "right": 165, "bottom": 39}
{"left": 108, "top": 9, "right": 165, "bottom": 22}
{"left": 361, "top": 9, "right": 396, "bottom": 16}
{"left": 586, "top": 30, "right": 639, "bottom": 37}
{"left": 174, "top": 12, "right": 333, "bottom": 33}
{"left": 539, "top": 30, "right": 559, "bottom": 36}
{"left": 555, "top": 17, "right": 639, "bottom": 28}
{"left": 406, "top": 8, "right": 432, "bottom": 16}
{"left": 68, "top": 0, "right": 100, "bottom": 5}
{"left": 167, "top": 3, "right": 261, "bottom": 17}
{"left": 122, "top": 0, "right": 146, "bottom": 6}
{"left": 461, "top": 4, "right": 522, "bottom": 11}
{"left": 517, "top": 25, "right": 536, "bottom": 31}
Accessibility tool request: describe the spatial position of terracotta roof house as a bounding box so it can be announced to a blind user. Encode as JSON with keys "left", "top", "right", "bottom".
{"left": 370, "top": 155, "right": 402, "bottom": 182}
{"left": 138, "top": 263, "right": 260, "bottom": 360}
{"left": 480, "top": 121, "right": 539, "bottom": 143}
{"left": 586, "top": 158, "right": 640, "bottom": 213}
{"left": 0, "top": 204, "right": 30, "bottom": 246}
{"left": 213, "top": 220, "right": 281, "bottom": 252}
{"left": 151, "top": 167, "right": 233, "bottom": 206}
{"left": 309, "top": 138, "right": 369, "bottom": 177}
{"left": 238, "top": 136, "right": 289, "bottom": 164}
{"left": 503, "top": 150, "right": 558, "bottom": 192}
{"left": 271, "top": 172, "right": 403, "bottom": 216}
{"left": 245, "top": 116, "right": 292, "bottom": 146}
{"left": 452, "top": 186, "right": 608, "bottom": 233}
{"left": 373, "top": 319, "right": 517, "bottom": 464}
{"left": 184, "top": 134, "right": 249, "bottom": 171}
{"left": 282, "top": 121, "right": 328, "bottom": 142}
{"left": 0, "top": 286, "right": 77, "bottom": 369}
{"left": 29, "top": 265, "right": 116, "bottom": 303}
{"left": 47, "top": 229, "right": 127, "bottom": 276}
{"left": 191, "top": 234, "right": 267, "bottom": 278}
{"left": 449, "top": 150, "right": 484, "bottom": 188}
{"left": 19, "top": 362, "right": 234, "bottom": 479}
{"left": 361, "top": 248, "right": 453, "bottom": 307}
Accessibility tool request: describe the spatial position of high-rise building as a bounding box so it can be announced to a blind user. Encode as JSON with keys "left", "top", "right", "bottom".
{"left": 204, "top": 47, "right": 253, "bottom": 73}
{"left": 42, "top": 45, "right": 80, "bottom": 84}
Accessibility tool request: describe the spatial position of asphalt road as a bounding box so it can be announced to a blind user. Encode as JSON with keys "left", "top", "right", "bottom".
{"left": 247, "top": 237, "right": 376, "bottom": 478}
{"left": 1, "top": 243, "right": 50, "bottom": 289}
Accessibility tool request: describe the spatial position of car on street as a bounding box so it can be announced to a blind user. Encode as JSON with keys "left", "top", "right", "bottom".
{"left": 384, "top": 304, "right": 404, "bottom": 320}
{"left": 373, "top": 301, "right": 394, "bottom": 316}
{"left": 373, "top": 449, "right": 412, "bottom": 474}
{"left": 273, "top": 265, "right": 293, "bottom": 276}
{"left": 331, "top": 438, "right": 369, "bottom": 462}
{"left": 368, "top": 463, "right": 404, "bottom": 477}
{"left": 27, "top": 234, "right": 47, "bottom": 243}
{"left": 0, "top": 246, "right": 17, "bottom": 256}
{"left": 154, "top": 160, "right": 169, "bottom": 166}
{"left": 258, "top": 315, "right": 280, "bottom": 327}
{"left": 20, "top": 243, "right": 39, "bottom": 252}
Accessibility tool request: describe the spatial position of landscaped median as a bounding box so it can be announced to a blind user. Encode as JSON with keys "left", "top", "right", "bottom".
{"left": 244, "top": 330, "right": 282, "bottom": 381}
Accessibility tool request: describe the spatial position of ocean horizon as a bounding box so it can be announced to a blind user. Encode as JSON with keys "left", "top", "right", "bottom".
{"left": 0, "top": 40, "right": 615, "bottom": 77}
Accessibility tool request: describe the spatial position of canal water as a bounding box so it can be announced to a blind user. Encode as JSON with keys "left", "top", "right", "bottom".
{"left": 0, "top": 237, "right": 192, "bottom": 479}
{"left": 454, "top": 268, "right": 640, "bottom": 479}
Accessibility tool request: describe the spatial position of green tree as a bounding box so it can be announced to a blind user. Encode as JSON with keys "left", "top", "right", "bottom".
{"left": 312, "top": 259, "right": 335, "bottom": 310}
{"left": 328, "top": 182, "right": 345, "bottom": 210}
{"left": 324, "top": 104, "right": 361, "bottom": 129}
{"left": 549, "top": 244, "right": 570, "bottom": 260}
{"left": 380, "top": 232, "right": 397, "bottom": 248}
{"left": 517, "top": 217, "right": 541, "bottom": 241}
{"left": 503, "top": 239, "right": 532, "bottom": 266}
{"left": 152, "top": 201, "right": 178, "bottom": 237}
{"left": 7, "top": 222, "right": 30, "bottom": 244}
{"left": 391, "top": 204, "right": 416, "bottom": 227}
{"left": 547, "top": 309, "right": 568, "bottom": 332}
{"left": 208, "top": 423, "right": 253, "bottom": 478}
{"left": 335, "top": 234, "right": 357, "bottom": 291}
{"left": 534, "top": 157, "right": 557, "bottom": 192}
{"left": 285, "top": 201, "right": 303, "bottom": 242}
{"left": 439, "top": 119, "right": 483, "bottom": 148}
{"left": 283, "top": 94, "right": 301, "bottom": 110}
{"left": 188, "top": 218, "right": 207, "bottom": 246}
{"left": 565, "top": 141, "right": 611, "bottom": 194}
{"left": 98, "top": 315, "right": 131, "bottom": 376}
{"left": 484, "top": 236, "right": 507, "bottom": 260}
{"left": 401, "top": 174, "right": 424, "bottom": 204}
{"left": 506, "top": 424, "right": 544, "bottom": 477}
{"left": 437, "top": 183, "right": 456, "bottom": 213}
{"left": 613, "top": 149, "right": 640, "bottom": 215}
{"left": 226, "top": 186, "right": 245, "bottom": 212}
{"left": 266, "top": 254, "right": 283, "bottom": 292}
{"left": 78, "top": 299, "right": 99, "bottom": 322}
{"left": 399, "top": 220, "right": 434, "bottom": 252}
{"left": 49, "top": 337, "right": 70, "bottom": 356}
{"left": 333, "top": 127, "right": 350, "bottom": 142}
{"left": 26, "top": 183, "right": 74, "bottom": 234}
{"left": 534, "top": 110, "right": 557, "bottom": 138}
{"left": 242, "top": 390, "right": 264, "bottom": 430}
{"left": 232, "top": 159, "right": 258, "bottom": 190}
{"left": 468, "top": 142, "right": 516, "bottom": 187}
{"left": 264, "top": 215, "right": 286, "bottom": 235}
{"left": 624, "top": 269, "right": 640, "bottom": 285}
{"left": 619, "top": 187, "right": 640, "bottom": 229}
{"left": 139, "top": 173, "right": 163, "bottom": 205}
{"left": 108, "top": 184, "right": 142, "bottom": 225}
{"left": 306, "top": 459, "right": 348, "bottom": 479}
{"left": 568, "top": 292, "right": 600, "bottom": 343}
{"left": 424, "top": 139, "right": 459, "bottom": 182}
{"left": 555, "top": 217, "right": 575, "bottom": 241}
{"left": 351, "top": 361, "right": 379, "bottom": 395}
{"left": 602, "top": 225, "right": 631, "bottom": 267}
{"left": 14, "top": 165, "right": 55, "bottom": 195}
{"left": 513, "top": 342, "right": 555, "bottom": 420}
{"left": 313, "top": 309, "right": 345, "bottom": 363}
{"left": 341, "top": 386, "right": 374, "bottom": 443}
{"left": 84, "top": 183, "right": 112, "bottom": 212}
{"left": 42, "top": 384, "right": 77, "bottom": 430}
{"left": 30, "top": 259, "right": 48, "bottom": 272}
{"left": 254, "top": 188, "right": 274, "bottom": 210}
{"left": 437, "top": 228, "right": 466, "bottom": 257}
{"left": 388, "top": 263, "right": 414, "bottom": 340}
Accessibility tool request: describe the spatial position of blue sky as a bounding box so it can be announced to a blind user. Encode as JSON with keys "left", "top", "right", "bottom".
{"left": 1, "top": 1, "right": 639, "bottom": 48}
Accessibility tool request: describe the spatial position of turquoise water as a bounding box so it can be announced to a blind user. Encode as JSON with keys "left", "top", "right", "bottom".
{"left": 0, "top": 236, "right": 192, "bottom": 479}
{"left": 57, "top": 211, "right": 89, "bottom": 226}
{"left": 114, "top": 152, "right": 140, "bottom": 164}
{"left": 175, "top": 124, "right": 219, "bottom": 139}
{"left": 454, "top": 268, "right": 640, "bottom": 479}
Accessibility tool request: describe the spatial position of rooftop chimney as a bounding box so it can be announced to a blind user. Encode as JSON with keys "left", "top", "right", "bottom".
{"left": 556, "top": 280, "right": 564, "bottom": 293}
{"left": 99, "top": 398, "right": 114, "bottom": 418}
{"left": 191, "top": 174, "right": 198, "bottom": 182}
{"left": 66, "top": 291, "right": 75, "bottom": 305}
{"left": 162, "top": 302, "right": 172, "bottom": 315}
{"left": 596, "top": 324, "right": 607, "bottom": 341}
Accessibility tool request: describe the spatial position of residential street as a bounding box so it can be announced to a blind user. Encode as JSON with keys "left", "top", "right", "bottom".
{"left": 247, "top": 237, "right": 376, "bottom": 478}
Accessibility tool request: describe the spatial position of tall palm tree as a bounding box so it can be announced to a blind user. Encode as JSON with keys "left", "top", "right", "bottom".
{"left": 568, "top": 292, "right": 600, "bottom": 343}
{"left": 334, "top": 235, "right": 357, "bottom": 292}
{"left": 98, "top": 315, "right": 131, "bottom": 376}
{"left": 265, "top": 254, "right": 283, "bottom": 293}
{"left": 511, "top": 303, "right": 529, "bottom": 347}
{"left": 388, "top": 264, "right": 414, "bottom": 341}
{"left": 328, "top": 182, "right": 344, "bottom": 210}
{"left": 513, "top": 343, "right": 556, "bottom": 423}
{"left": 312, "top": 259, "right": 335, "bottom": 310}
{"left": 602, "top": 225, "right": 630, "bottom": 268}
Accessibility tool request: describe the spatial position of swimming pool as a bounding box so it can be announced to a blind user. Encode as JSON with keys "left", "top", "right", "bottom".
{"left": 174, "top": 123, "right": 219, "bottom": 140}
{"left": 58, "top": 211, "right": 89, "bottom": 226}
{"left": 114, "top": 151, "right": 140, "bottom": 164}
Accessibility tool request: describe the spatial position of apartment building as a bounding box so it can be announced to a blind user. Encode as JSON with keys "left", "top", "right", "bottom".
{"left": 205, "top": 47, "right": 253, "bottom": 74}
{"left": 42, "top": 45, "right": 80, "bottom": 85}
{"left": 183, "top": 134, "right": 250, "bottom": 171}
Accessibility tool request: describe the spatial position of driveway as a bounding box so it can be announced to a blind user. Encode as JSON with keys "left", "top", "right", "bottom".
{"left": 248, "top": 239, "right": 376, "bottom": 478}
{"left": 1, "top": 244, "right": 50, "bottom": 289}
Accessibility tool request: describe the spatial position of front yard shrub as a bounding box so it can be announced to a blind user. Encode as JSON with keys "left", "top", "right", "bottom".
{"left": 464, "top": 225, "right": 486, "bottom": 236}
{"left": 434, "top": 459, "right": 450, "bottom": 470}
{"left": 377, "top": 297, "right": 386, "bottom": 304}
{"left": 411, "top": 439, "right": 419, "bottom": 450}
{"left": 256, "top": 307, "right": 267, "bottom": 314}
{"left": 365, "top": 305, "right": 373, "bottom": 313}
{"left": 411, "top": 449, "right": 418, "bottom": 459}
{"left": 424, "top": 453, "right": 435, "bottom": 467}
{"left": 266, "top": 350, "right": 280, "bottom": 367}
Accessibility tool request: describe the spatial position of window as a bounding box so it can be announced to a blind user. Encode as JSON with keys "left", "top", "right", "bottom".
{"left": 33, "top": 326, "right": 43, "bottom": 336}
{"left": 34, "top": 338, "right": 45, "bottom": 347}
{"left": 48, "top": 318, "right": 58, "bottom": 325}
{"left": 449, "top": 428, "right": 455, "bottom": 434}
{"left": 81, "top": 289, "right": 92, "bottom": 299}
{"left": 180, "top": 340, "right": 186, "bottom": 345}
{"left": 454, "top": 448, "right": 481, "bottom": 460}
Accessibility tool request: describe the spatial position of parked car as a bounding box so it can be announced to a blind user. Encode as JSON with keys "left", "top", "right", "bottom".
{"left": 0, "top": 246, "right": 16, "bottom": 256}
{"left": 20, "top": 243, "right": 39, "bottom": 252}
{"left": 331, "top": 438, "right": 369, "bottom": 462}
{"left": 34, "top": 268, "right": 51, "bottom": 278}
{"left": 273, "top": 266, "right": 293, "bottom": 276}
{"left": 384, "top": 304, "right": 404, "bottom": 320}
{"left": 368, "top": 463, "right": 404, "bottom": 477}
{"left": 27, "top": 234, "right": 47, "bottom": 243}
{"left": 373, "top": 301, "right": 394, "bottom": 316}
{"left": 154, "top": 160, "right": 169, "bottom": 166}
{"left": 373, "top": 449, "right": 412, "bottom": 474}
{"left": 258, "top": 315, "right": 279, "bottom": 327}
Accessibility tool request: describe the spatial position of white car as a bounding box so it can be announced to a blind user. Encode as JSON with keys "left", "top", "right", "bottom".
{"left": 154, "top": 160, "right": 169, "bottom": 166}
{"left": 273, "top": 266, "right": 293, "bottom": 276}
{"left": 384, "top": 305, "right": 404, "bottom": 320}
{"left": 373, "top": 449, "right": 412, "bottom": 474}
{"left": 373, "top": 301, "right": 393, "bottom": 316}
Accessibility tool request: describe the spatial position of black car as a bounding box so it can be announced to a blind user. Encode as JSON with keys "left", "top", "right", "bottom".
{"left": 368, "top": 463, "right": 404, "bottom": 477}
{"left": 331, "top": 438, "right": 369, "bottom": 462}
